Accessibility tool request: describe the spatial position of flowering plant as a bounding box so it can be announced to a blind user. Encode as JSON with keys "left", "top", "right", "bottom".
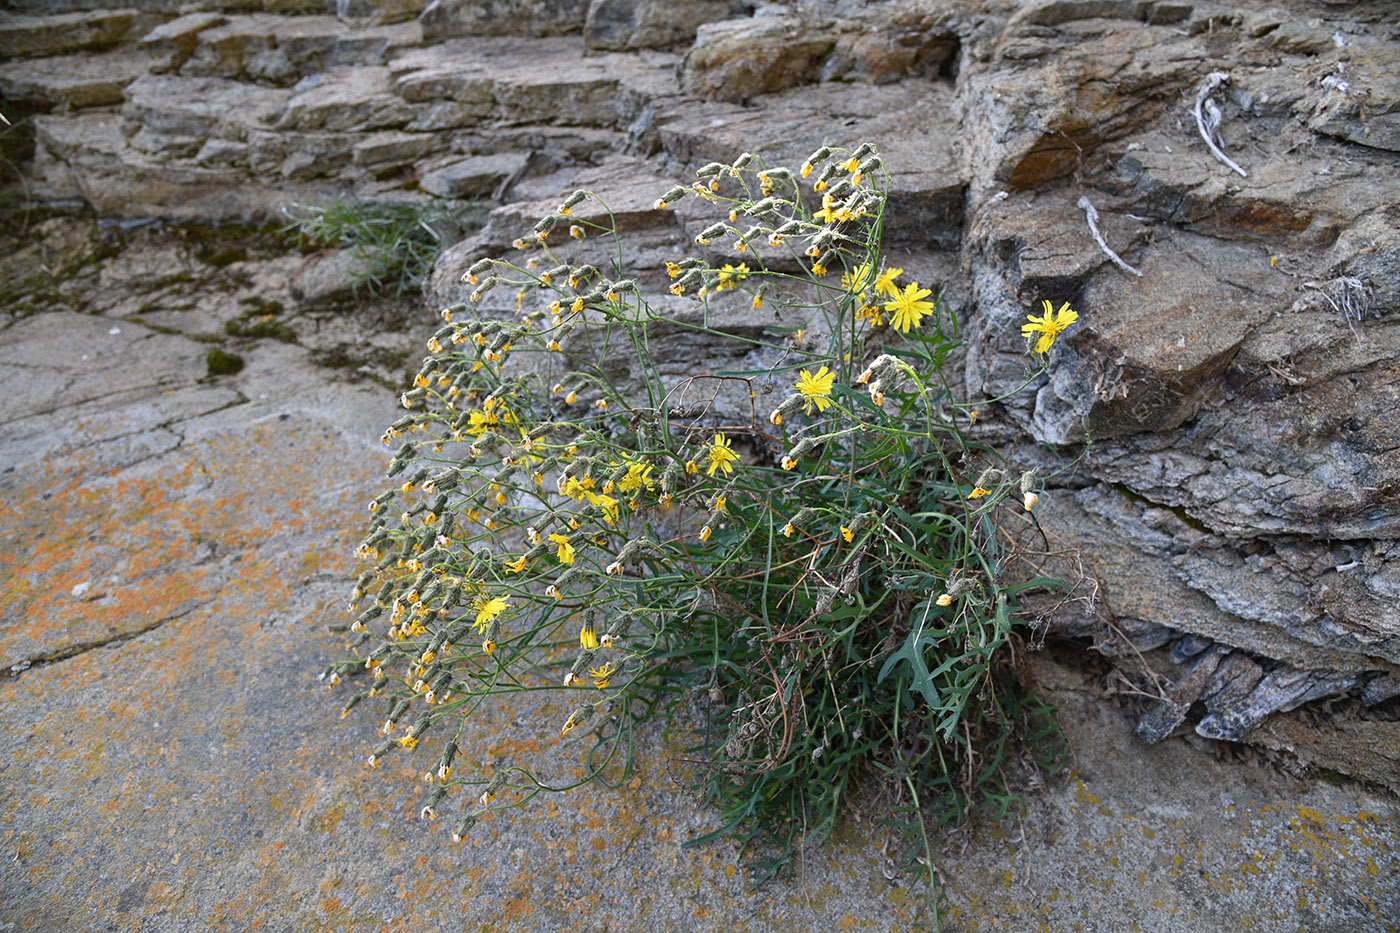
{"left": 325, "top": 143, "right": 1074, "bottom": 921}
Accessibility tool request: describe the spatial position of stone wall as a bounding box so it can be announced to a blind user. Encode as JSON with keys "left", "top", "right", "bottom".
{"left": 3, "top": 0, "right": 1397, "bottom": 784}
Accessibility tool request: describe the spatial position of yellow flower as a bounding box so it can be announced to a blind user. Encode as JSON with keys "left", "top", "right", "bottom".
{"left": 855, "top": 301, "right": 884, "bottom": 326}
{"left": 811, "top": 261, "right": 827, "bottom": 277}
{"left": 549, "top": 533, "right": 575, "bottom": 565}
{"left": 560, "top": 706, "right": 591, "bottom": 736}
{"left": 587, "top": 491, "right": 621, "bottom": 525}
{"left": 884, "top": 283, "right": 934, "bottom": 333}
{"left": 579, "top": 620, "right": 599, "bottom": 650}
{"left": 716, "top": 263, "right": 750, "bottom": 291}
{"left": 841, "top": 526, "right": 854, "bottom": 543}
{"left": 618, "top": 462, "right": 654, "bottom": 497}
{"left": 505, "top": 555, "right": 527, "bottom": 573}
{"left": 842, "top": 263, "right": 873, "bottom": 293}
{"left": 589, "top": 662, "right": 616, "bottom": 690}
{"left": 813, "top": 193, "right": 838, "bottom": 224}
{"left": 794, "top": 365, "right": 836, "bottom": 414}
{"left": 967, "top": 487, "right": 991, "bottom": 499}
{"left": 699, "top": 525, "right": 713, "bottom": 542}
{"left": 562, "top": 475, "right": 596, "bottom": 501}
{"left": 1022, "top": 300, "right": 1079, "bottom": 354}
{"left": 936, "top": 593, "right": 953, "bottom": 607}
{"left": 474, "top": 596, "right": 509, "bottom": 631}
{"left": 706, "top": 433, "right": 739, "bottom": 477}
{"left": 869, "top": 266, "right": 901, "bottom": 298}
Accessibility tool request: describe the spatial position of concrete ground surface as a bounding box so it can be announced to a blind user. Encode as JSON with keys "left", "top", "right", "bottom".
{"left": 2, "top": 302, "right": 1397, "bottom": 932}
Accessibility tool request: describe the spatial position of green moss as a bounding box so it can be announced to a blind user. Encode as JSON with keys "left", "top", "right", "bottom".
{"left": 205, "top": 348, "right": 245, "bottom": 376}
{"left": 225, "top": 315, "right": 297, "bottom": 343}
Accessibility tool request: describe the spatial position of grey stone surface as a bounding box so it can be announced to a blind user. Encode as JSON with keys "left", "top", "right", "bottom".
{"left": 139, "top": 11, "right": 227, "bottom": 73}
{"left": 419, "top": 0, "right": 589, "bottom": 42}
{"left": 584, "top": 0, "right": 731, "bottom": 51}
{"left": 0, "top": 8, "right": 140, "bottom": 60}
{"left": 419, "top": 151, "right": 528, "bottom": 198}
{"left": 0, "top": 49, "right": 147, "bottom": 110}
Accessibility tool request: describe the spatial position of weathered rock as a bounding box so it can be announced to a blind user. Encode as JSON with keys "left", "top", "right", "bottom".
{"left": 820, "top": 8, "right": 961, "bottom": 84}
{"left": 334, "top": 0, "right": 423, "bottom": 26}
{"left": 351, "top": 129, "right": 440, "bottom": 173}
{"left": 419, "top": 151, "right": 529, "bottom": 198}
{"left": 419, "top": 0, "right": 589, "bottom": 42}
{"left": 139, "top": 11, "right": 226, "bottom": 73}
{"left": 0, "top": 8, "right": 139, "bottom": 60}
{"left": 1023, "top": 487, "right": 1395, "bottom": 675}
{"left": 0, "top": 49, "right": 147, "bottom": 110}
{"left": 178, "top": 14, "right": 420, "bottom": 85}
{"left": 583, "top": 0, "right": 730, "bottom": 51}
{"left": 682, "top": 12, "right": 840, "bottom": 102}
{"left": 1298, "top": 35, "right": 1400, "bottom": 153}
{"left": 271, "top": 66, "right": 407, "bottom": 133}
{"left": 964, "top": 19, "right": 1203, "bottom": 195}
{"left": 390, "top": 36, "right": 680, "bottom": 130}
{"left": 287, "top": 247, "right": 375, "bottom": 306}
{"left": 31, "top": 111, "right": 346, "bottom": 222}
{"left": 123, "top": 72, "right": 291, "bottom": 140}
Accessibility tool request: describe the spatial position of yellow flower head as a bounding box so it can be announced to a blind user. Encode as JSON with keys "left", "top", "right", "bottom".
{"left": 579, "top": 621, "right": 599, "bottom": 650}
{"left": 873, "top": 266, "right": 903, "bottom": 298}
{"left": 717, "top": 263, "right": 750, "bottom": 291}
{"left": 794, "top": 365, "right": 836, "bottom": 414}
{"left": 505, "top": 555, "right": 527, "bottom": 574}
{"left": 1022, "top": 300, "right": 1079, "bottom": 354}
{"left": 706, "top": 433, "right": 740, "bottom": 477}
{"left": 855, "top": 301, "right": 884, "bottom": 327}
{"left": 884, "top": 282, "right": 934, "bottom": 333}
{"left": 548, "top": 533, "right": 575, "bottom": 565}
{"left": 588, "top": 662, "right": 616, "bottom": 690}
{"left": 473, "top": 596, "right": 509, "bottom": 632}
{"left": 618, "top": 462, "right": 655, "bottom": 497}
{"left": 842, "top": 263, "right": 874, "bottom": 293}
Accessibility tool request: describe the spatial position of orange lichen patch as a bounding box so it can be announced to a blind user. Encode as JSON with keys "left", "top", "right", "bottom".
{"left": 0, "top": 465, "right": 253, "bottom": 664}
{"left": 0, "top": 415, "right": 377, "bottom": 668}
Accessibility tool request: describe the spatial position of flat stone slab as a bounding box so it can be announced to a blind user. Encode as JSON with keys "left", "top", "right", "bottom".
{"left": 419, "top": 151, "right": 527, "bottom": 198}
{"left": 0, "top": 8, "right": 136, "bottom": 60}
{"left": 390, "top": 35, "right": 680, "bottom": 130}
{"left": 0, "top": 49, "right": 148, "bottom": 110}
{"left": 177, "top": 14, "right": 421, "bottom": 85}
